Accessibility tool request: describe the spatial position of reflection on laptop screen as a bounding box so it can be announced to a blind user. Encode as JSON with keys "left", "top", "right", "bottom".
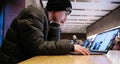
{"left": 90, "top": 28, "right": 120, "bottom": 52}
{"left": 83, "top": 39, "right": 89, "bottom": 47}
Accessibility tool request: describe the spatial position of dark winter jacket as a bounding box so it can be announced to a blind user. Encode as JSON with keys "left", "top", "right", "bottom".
{"left": 1, "top": 5, "right": 74, "bottom": 63}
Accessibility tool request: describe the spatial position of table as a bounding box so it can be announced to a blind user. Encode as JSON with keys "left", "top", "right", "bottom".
{"left": 19, "top": 50, "right": 120, "bottom": 64}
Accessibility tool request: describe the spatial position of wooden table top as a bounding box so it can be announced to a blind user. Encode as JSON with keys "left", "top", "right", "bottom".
{"left": 19, "top": 50, "right": 120, "bottom": 64}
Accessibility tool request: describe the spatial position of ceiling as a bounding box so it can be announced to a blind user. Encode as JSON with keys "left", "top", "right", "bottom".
{"left": 42, "top": 0, "right": 120, "bottom": 33}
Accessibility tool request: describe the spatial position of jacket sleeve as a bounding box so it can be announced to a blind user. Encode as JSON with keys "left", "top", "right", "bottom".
{"left": 47, "top": 22, "right": 61, "bottom": 41}
{"left": 17, "top": 18, "right": 74, "bottom": 56}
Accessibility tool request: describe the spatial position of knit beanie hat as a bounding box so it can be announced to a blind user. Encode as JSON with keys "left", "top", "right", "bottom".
{"left": 46, "top": 0, "right": 72, "bottom": 15}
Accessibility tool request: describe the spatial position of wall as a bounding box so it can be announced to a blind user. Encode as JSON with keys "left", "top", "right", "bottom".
{"left": 87, "top": 6, "right": 120, "bottom": 37}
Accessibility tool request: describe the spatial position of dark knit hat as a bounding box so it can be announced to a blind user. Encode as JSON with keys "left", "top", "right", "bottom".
{"left": 46, "top": 0, "right": 72, "bottom": 14}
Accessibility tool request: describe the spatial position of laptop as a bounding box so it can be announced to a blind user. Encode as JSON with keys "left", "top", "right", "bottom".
{"left": 72, "top": 28, "right": 120, "bottom": 55}
{"left": 83, "top": 39, "right": 92, "bottom": 48}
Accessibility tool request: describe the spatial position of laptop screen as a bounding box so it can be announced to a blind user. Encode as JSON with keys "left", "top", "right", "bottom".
{"left": 83, "top": 39, "right": 90, "bottom": 47}
{"left": 83, "top": 39, "right": 92, "bottom": 48}
{"left": 90, "top": 28, "right": 120, "bottom": 52}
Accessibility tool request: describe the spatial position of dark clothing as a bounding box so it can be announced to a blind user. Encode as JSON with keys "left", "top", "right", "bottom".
{"left": 0, "top": 49, "right": 17, "bottom": 64}
{"left": 1, "top": 5, "right": 74, "bottom": 63}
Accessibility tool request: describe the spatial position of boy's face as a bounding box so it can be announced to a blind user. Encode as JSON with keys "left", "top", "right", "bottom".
{"left": 52, "top": 11, "right": 68, "bottom": 25}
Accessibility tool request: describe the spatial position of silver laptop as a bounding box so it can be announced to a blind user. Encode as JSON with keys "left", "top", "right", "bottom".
{"left": 72, "top": 28, "right": 120, "bottom": 55}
